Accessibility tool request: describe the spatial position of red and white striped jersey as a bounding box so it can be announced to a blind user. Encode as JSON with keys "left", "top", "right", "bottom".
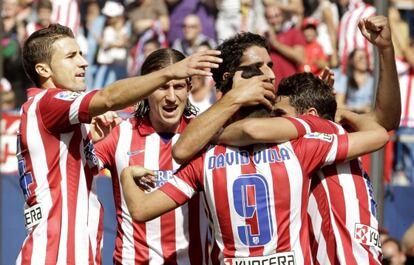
{"left": 160, "top": 124, "right": 348, "bottom": 264}
{"left": 338, "top": 2, "right": 376, "bottom": 73}
{"left": 288, "top": 115, "right": 382, "bottom": 265}
{"left": 396, "top": 57, "right": 414, "bottom": 128}
{"left": 16, "top": 88, "right": 103, "bottom": 265}
{"left": 51, "top": 0, "right": 80, "bottom": 35}
{"left": 95, "top": 117, "right": 209, "bottom": 265}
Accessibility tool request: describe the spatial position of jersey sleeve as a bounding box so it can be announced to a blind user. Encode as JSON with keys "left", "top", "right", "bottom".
{"left": 294, "top": 132, "right": 349, "bottom": 175}
{"left": 38, "top": 89, "right": 98, "bottom": 133}
{"left": 285, "top": 115, "right": 340, "bottom": 136}
{"left": 159, "top": 154, "right": 205, "bottom": 205}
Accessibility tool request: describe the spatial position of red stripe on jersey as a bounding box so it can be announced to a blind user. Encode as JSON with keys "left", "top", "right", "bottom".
{"left": 131, "top": 133, "right": 150, "bottom": 264}
{"left": 323, "top": 165, "right": 358, "bottom": 265}
{"left": 188, "top": 195, "right": 203, "bottom": 264}
{"left": 66, "top": 130, "right": 83, "bottom": 263}
{"left": 20, "top": 235, "right": 34, "bottom": 265}
{"left": 78, "top": 90, "right": 97, "bottom": 123}
{"left": 212, "top": 145, "right": 236, "bottom": 257}
{"left": 309, "top": 177, "right": 338, "bottom": 265}
{"left": 269, "top": 153, "right": 291, "bottom": 252}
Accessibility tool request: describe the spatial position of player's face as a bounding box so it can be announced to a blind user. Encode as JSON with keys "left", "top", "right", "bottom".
{"left": 273, "top": 96, "right": 298, "bottom": 117}
{"left": 148, "top": 79, "right": 190, "bottom": 133}
{"left": 239, "top": 45, "right": 275, "bottom": 85}
{"left": 48, "top": 37, "right": 88, "bottom": 92}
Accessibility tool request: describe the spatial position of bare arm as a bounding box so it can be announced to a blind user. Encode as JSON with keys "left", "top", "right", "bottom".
{"left": 358, "top": 16, "right": 401, "bottom": 130}
{"left": 337, "top": 109, "right": 389, "bottom": 159}
{"left": 120, "top": 166, "right": 179, "bottom": 222}
{"left": 172, "top": 71, "right": 275, "bottom": 164}
{"left": 88, "top": 50, "right": 222, "bottom": 117}
{"left": 217, "top": 117, "right": 299, "bottom": 146}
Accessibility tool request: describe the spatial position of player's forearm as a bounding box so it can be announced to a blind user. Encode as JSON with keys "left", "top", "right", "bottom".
{"left": 89, "top": 67, "right": 173, "bottom": 117}
{"left": 120, "top": 167, "right": 149, "bottom": 222}
{"left": 173, "top": 93, "right": 242, "bottom": 164}
{"left": 218, "top": 117, "right": 299, "bottom": 146}
{"left": 347, "top": 128, "right": 389, "bottom": 160}
{"left": 370, "top": 45, "right": 401, "bottom": 130}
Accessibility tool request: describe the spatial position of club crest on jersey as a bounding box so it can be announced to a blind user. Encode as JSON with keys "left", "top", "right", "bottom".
{"left": 304, "top": 132, "right": 333, "bottom": 142}
{"left": 83, "top": 139, "right": 99, "bottom": 168}
{"left": 54, "top": 91, "right": 82, "bottom": 101}
{"left": 354, "top": 223, "right": 381, "bottom": 250}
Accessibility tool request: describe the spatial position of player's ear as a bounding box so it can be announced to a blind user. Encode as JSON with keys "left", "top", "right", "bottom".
{"left": 222, "top": 72, "right": 230, "bottom": 81}
{"left": 305, "top": 107, "right": 319, "bottom": 117}
{"left": 35, "top": 63, "right": 52, "bottom": 79}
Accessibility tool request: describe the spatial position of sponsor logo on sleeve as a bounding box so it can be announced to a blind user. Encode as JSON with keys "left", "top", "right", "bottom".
{"left": 54, "top": 91, "right": 82, "bottom": 101}
{"left": 224, "top": 251, "right": 296, "bottom": 265}
{"left": 304, "top": 132, "right": 333, "bottom": 142}
{"left": 354, "top": 223, "right": 381, "bottom": 250}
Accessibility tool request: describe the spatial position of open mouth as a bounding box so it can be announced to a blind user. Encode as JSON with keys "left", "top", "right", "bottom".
{"left": 163, "top": 105, "right": 178, "bottom": 112}
{"left": 75, "top": 73, "right": 85, "bottom": 78}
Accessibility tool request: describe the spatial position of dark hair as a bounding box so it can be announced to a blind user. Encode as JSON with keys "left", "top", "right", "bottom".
{"left": 383, "top": 238, "right": 403, "bottom": 252}
{"left": 22, "top": 24, "right": 74, "bottom": 86}
{"left": 346, "top": 48, "right": 368, "bottom": 89}
{"left": 212, "top": 32, "right": 269, "bottom": 94}
{"left": 135, "top": 48, "right": 198, "bottom": 118}
{"left": 277, "top": 72, "right": 337, "bottom": 121}
{"left": 37, "top": 0, "right": 53, "bottom": 11}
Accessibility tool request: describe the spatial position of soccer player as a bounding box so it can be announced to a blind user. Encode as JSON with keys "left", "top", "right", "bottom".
{"left": 118, "top": 32, "right": 389, "bottom": 264}
{"left": 199, "top": 16, "right": 400, "bottom": 265}
{"left": 93, "top": 48, "right": 274, "bottom": 264}
{"left": 16, "top": 24, "right": 221, "bottom": 265}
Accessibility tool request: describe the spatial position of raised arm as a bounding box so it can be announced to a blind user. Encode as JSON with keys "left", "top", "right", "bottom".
{"left": 358, "top": 16, "right": 401, "bottom": 130}
{"left": 120, "top": 166, "right": 179, "bottom": 222}
{"left": 88, "top": 50, "right": 222, "bottom": 117}
{"left": 172, "top": 71, "right": 275, "bottom": 164}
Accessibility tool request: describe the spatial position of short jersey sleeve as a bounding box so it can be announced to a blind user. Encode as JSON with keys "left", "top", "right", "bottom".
{"left": 293, "top": 132, "right": 349, "bottom": 175}
{"left": 38, "top": 89, "right": 98, "bottom": 133}
{"left": 285, "top": 115, "right": 342, "bottom": 136}
{"left": 159, "top": 154, "right": 205, "bottom": 205}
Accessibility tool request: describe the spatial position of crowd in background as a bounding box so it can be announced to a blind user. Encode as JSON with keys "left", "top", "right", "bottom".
{"left": 1, "top": 0, "right": 414, "bottom": 261}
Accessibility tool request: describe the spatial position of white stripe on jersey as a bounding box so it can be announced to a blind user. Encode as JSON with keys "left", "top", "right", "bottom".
{"left": 69, "top": 92, "right": 88, "bottom": 125}
{"left": 292, "top": 117, "right": 312, "bottom": 133}
{"left": 56, "top": 132, "right": 73, "bottom": 264}
{"left": 169, "top": 176, "right": 196, "bottom": 198}
{"left": 27, "top": 91, "right": 50, "bottom": 265}
{"left": 76, "top": 145, "right": 90, "bottom": 264}
{"left": 337, "top": 163, "right": 370, "bottom": 265}
{"left": 322, "top": 134, "right": 339, "bottom": 167}
{"left": 144, "top": 134, "right": 164, "bottom": 265}
{"left": 308, "top": 194, "right": 331, "bottom": 265}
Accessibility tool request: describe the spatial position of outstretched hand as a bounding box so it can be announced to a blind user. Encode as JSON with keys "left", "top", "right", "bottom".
{"left": 168, "top": 50, "right": 222, "bottom": 79}
{"left": 358, "top": 15, "right": 392, "bottom": 50}
{"left": 230, "top": 71, "right": 276, "bottom": 110}
{"left": 318, "top": 67, "right": 335, "bottom": 88}
{"left": 91, "top": 111, "right": 123, "bottom": 142}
